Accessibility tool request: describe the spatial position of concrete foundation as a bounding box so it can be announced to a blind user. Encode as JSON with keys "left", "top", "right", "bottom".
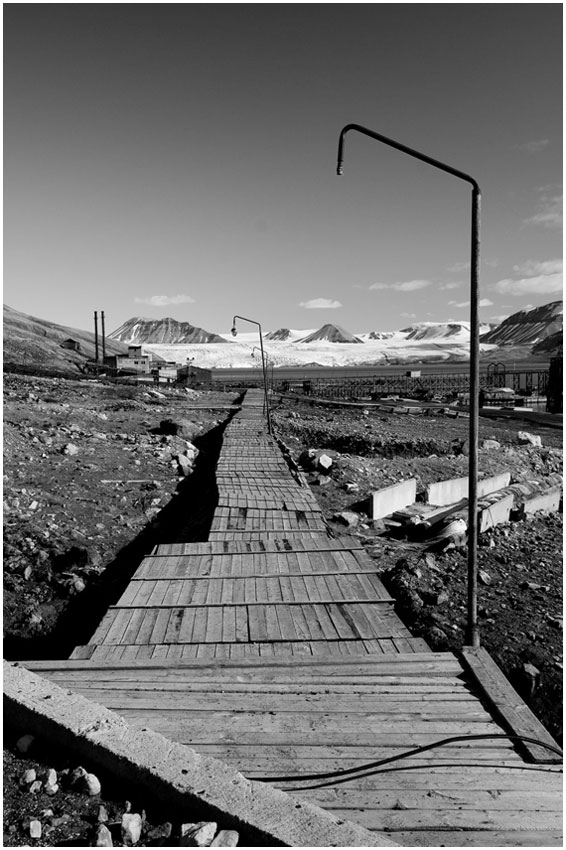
{"left": 4, "top": 662, "right": 394, "bottom": 848}
{"left": 426, "top": 472, "right": 511, "bottom": 506}
{"left": 479, "top": 493, "right": 515, "bottom": 533}
{"left": 523, "top": 488, "right": 562, "bottom": 515}
{"left": 370, "top": 478, "right": 417, "bottom": 520}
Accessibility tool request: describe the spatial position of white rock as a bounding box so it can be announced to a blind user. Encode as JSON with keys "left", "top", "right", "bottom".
{"left": 94, "top": 823, "right": 114, "bottom": 847}
{"left": 211, "top": 830, "right": 239, "bottom": 847}
{"left": 29, "top": 820, "right": 42, "bottom": 839}
{"left": 180, "top": 821, "right": 218, "bottom": 847}
{"left": 517, "top": 431, "right": 542, "bottom": 447}
{"left": 121, "top": 813, "right": 142, "bottom": 846}
{"left": 177, "top": 454, "right": 193, "bottom": 476}
{"left": 20, "top": 768, "right": 37, "bottom": 786}
{"left": 63, "top": 443, "right": 79, "bottom": 456}
{"left": 316, "top": 453, "right": 333, "bottom": 472}
{"left": 84, "top": 773, "right": 102, "bottom": 795}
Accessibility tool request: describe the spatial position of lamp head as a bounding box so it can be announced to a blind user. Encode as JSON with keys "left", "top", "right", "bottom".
{"left": 336, "top": 162, "right": 344, "bottom": 176}
{"left": 231, "top": 326, "right": 237, "bottom": 337}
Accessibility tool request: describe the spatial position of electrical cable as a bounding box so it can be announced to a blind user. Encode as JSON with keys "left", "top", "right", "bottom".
{"left": 281, "top": 761, "right": 561, "bottom": 793}
{"left": 251, "top": 733, "right": 562, "bottom": 788}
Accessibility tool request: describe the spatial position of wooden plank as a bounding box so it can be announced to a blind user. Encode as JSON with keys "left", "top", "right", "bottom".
{"left": 387, "top": 831, "right": 562, "bottom": 847}
{"left": 291, "top": 787, "right": 563, "bottom": 811}
{"left": 461, "top": 647, "right": 563, "bottom": 764}
{"left": 327, "top": 808, "right": 563, "bottom": 832}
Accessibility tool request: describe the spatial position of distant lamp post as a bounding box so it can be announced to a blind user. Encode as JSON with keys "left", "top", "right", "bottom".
{"left": 231, "top": 315, "right": 273, "bottom": 435}
{"left": 336, "top": 123, "right": 481, "bottom": 648}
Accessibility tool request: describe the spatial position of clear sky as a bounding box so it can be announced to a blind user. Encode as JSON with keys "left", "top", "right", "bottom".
{"left": 4, "top": 4, "right": 563, "bottom": 334}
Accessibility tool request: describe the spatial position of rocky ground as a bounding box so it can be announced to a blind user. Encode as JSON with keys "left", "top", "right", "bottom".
{"left": 3, "top": 374, "right": 563, "bottom": 843}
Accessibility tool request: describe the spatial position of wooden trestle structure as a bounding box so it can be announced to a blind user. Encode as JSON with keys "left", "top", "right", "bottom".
{"left": 25, "top": 390, "right": 562, "bottom": 845}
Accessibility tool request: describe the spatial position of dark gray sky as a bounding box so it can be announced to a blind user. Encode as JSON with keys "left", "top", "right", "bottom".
{"left": 4, "top": 4, "right": 562, "bottom": 333}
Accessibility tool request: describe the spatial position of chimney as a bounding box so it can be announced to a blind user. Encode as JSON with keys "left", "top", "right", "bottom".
{"left": 101, "top": 311, "right": 106, "bottom": 361}
{"left": 94, "top": 311, "right": 99, "bottom": 363}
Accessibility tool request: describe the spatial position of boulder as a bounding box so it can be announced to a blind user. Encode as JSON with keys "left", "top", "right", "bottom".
{"left": 334, "top": 511, "right": 360, "bottom": 528}
{"left": 211, "top": 830, "right": 239, "bottom": 847}
{"left": 179, "top": 822, "right": 218, "bottom": 847}
{"left": 121, "top": 813, "right": 143, "bottom": 847}
{"left": 517, "top": 431, "right": 542, "bottom": 447}
{"left": 94, "top": 824, "right": 113, "bottom": 847}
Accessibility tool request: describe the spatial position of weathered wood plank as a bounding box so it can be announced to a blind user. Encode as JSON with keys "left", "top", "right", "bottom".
{"left": 461, "top": 647, "right": 563, "bottom": 764}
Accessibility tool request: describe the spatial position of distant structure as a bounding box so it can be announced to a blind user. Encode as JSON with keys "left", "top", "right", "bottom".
{"left": 104, "top": 345, "right": 151, "bottom": 376}
{"left": 60, "top": 338, "right": 81, "bottom": 352}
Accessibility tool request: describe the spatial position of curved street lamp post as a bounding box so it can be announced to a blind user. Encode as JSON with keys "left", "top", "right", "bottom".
{"left": 336, "top": 123, "right": 481, "bottom": 647}
{"left": 231, "top": 315, "right": 273, "bottom": 435}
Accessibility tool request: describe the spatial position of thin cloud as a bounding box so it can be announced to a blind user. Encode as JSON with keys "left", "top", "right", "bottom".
{"left": 299, "top": 297, "right": 342, "bottom": 309}
{"left": 447, "top": 261, "right": 469, "bottom": 273}
{"left": 514, "top": 139, "right": 550, "bottom": 153}
{"left": 400, "top": 312, "right": 417, "bottom": 319}
{"left": 494, "top": 259, "right": 562, "bottom": 296}
{"left": 134, "top": 294, "right": 196, "bottom": 306}
{"left": 370, "top": 279, "right": 431, "bottom": 292}
{"left": 449, "top": 298, "right": 494, "bottom": 309}
{"left": 439, "top": 282, "right": 461, "bottom": 290}
{"left": 524, "top": 189, "right": 562, "bottom": 228}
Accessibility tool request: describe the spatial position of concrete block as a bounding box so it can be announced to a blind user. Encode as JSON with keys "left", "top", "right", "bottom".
{"left": 479, "top": 494, "right": 514, "bottom": 533}
{"left": 370, "top": 478, "right": 417, "bottom": 520}
{"left": 426, "top": 477, "right": 468, "bottom": 506}
{"left": 477, "top": 472, "right": 511, "bottom": 498}
{"left": 4, "top": 662, "right": 395, "bottom": 848}
{"left": 523, "top": 488, "right": 561, "bottom": 515}
{"left": 426, "top": 472, "right": 511, "bottom": 506}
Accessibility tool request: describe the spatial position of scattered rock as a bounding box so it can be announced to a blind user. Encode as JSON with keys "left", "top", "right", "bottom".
{"left": 147, "top": 822, "right": 172, "bottom": 841}
{"left": 478, "top": 570, "right": 492, "bottom": 585}
{"left": 93, "top": 823, "right": 114, "bottom": 847}
{"left": 19, "top": 769, "right": 37, "bottom": 787}
{"left": 517, "top": 431, "right": 542, "bottom": 447}
{"left": 16, "top": 735, "right": 35, "bottom": 754}
{"left": 343, "top": 482, "right": 360, "bottom": 493}
{"left": 97, "top": 805, "right": 109, "bottom": 823}
{"left": 29, "top": 820, "right": 42, "bottom": 839}
{"left": 211, "top": 830, "right": 239, "bottom": 847}
{"left": 121, "top": 812, "right": 143, "bottom": 846}
{"left": 179, "top": 821, "right": 218, "bottom": 847}
{"left": 62, "top": 443, "right": 79, "bottom": 456}
{"left": 481, "top": 439, "right": 501, "bottom": 450}
{"left": 334, "top": 510, "right": 360, "bottom": 528}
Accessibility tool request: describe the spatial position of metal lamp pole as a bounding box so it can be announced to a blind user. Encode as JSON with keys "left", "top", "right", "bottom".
{"left": 231, "top": 315, "right": 273, "bottom": 435}
{"left": 337, "top": 123, "right": 481, "bottom": 647}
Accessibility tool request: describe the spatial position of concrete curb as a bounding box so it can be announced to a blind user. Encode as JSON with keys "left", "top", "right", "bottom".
{"left": 4, "top": 662, "right": 397, "bottom": 847}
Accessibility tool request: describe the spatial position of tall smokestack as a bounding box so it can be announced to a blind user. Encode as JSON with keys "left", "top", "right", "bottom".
{"left": 94, "top": 311, "right": 99, "bottom": 363}
{"left": 101, "top": 311, "right": 106, "bottom": 361}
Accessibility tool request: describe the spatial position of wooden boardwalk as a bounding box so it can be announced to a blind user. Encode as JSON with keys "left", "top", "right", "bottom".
{"left": 24, "top": 390, "right": 562, "bottom": 845}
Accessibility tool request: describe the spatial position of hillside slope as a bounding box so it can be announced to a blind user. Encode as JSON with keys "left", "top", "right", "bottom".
{"left": 3, "top": 305, "right": 128, "bottom": 374}
{"left": 481, "top": 301, "right": 562, "bottom": 346}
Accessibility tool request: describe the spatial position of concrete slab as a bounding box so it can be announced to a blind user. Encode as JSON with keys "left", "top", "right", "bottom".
{"left": 523, "top": 488, "right": 562, "bottom": 515}
{"left": 426, "top": 472, "right": 511, "bottom": 506}
{"left": 479, "top": 493, "right": 515, "bottom": 533}
{"left": 4, "top": 662, "right": 395, "bottom": 848}
{"left": 370, "top": 478, "right": 417, "bottom": 520}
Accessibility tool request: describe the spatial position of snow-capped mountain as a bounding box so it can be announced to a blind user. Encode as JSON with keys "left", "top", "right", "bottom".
{"left": 296, "top": 323, "right": 364, "bottom": 344}
{"left": 480, "top": 301, "right": 562, "bottom": 346}
{"left": 105, "top": 303, "right": 561, "bottom": 369}
{"left": 109, "top": 317, "right": 227, "bottom": 345}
